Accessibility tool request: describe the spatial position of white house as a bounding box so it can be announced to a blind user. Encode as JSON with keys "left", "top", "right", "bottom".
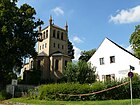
{"left": 88, "top": 37, "right": 140, "bottom": 81}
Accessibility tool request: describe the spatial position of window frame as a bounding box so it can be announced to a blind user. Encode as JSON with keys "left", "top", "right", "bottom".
{"left": 110, "top": 56, "right": 115, "bottom": 63}
{"left": 99, "top": 57, "right": 104, "bottom": 65}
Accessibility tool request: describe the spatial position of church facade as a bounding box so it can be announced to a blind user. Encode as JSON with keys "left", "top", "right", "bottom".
{"left": 23, "top": 17, "right": 71, "bottom": 82}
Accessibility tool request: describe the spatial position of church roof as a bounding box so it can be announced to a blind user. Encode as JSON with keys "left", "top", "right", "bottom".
{"left": 38, "top": 51, "right": 48, "bottom": 57}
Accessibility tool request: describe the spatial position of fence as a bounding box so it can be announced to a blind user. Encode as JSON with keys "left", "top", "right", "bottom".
{"left": 6, "top": 84, "right": 36, "bottom": 97}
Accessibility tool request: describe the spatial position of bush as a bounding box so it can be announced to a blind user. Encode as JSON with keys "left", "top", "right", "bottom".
{"left": 27, "top": 74, "right": 140, "bottom": 101}
{"left": 0, "top": 90, "right": 11, "bottom": 101}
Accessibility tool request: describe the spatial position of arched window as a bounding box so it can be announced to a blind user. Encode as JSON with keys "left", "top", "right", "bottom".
{"left": 46, "top": 30, "right": 48, "bottom": 38}
{"left": 61, "top": 32, "right": 63, "bottom": 40}
{"left": 57, "top": 31, "right": 60, "bottom": 39}
{"left": 55, "top": 59, "right": 59, "bottom": 71}
{"left": 53, "top": 30, "right": 55, "bottom": 37}
{"left": 43, "top": 31, "right": 45, "bottom": 39}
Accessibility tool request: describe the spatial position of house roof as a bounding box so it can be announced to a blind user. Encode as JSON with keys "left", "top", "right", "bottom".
{"left": 101, "top": 37, "right": 139, "bottom": 60}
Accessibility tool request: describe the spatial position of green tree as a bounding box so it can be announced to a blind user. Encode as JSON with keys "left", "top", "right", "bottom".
{"left": 79, "top": 49, "right": 96, "bottom": 62}
{"left": 68, "top": 40, "right": 74, "bottom": 59}
{"left": 64, "top": 61, "right": 96, "bottom": 84}
{"left": 130, "top": 25, "right": 140, "bottom": 58}
{"left": 0, "top": 0, "right": 43, "bottom": 86}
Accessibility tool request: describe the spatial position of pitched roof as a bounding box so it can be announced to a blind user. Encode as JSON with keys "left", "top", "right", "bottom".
{"left": 105, "top": 37, "right": 139, "bottom": 60}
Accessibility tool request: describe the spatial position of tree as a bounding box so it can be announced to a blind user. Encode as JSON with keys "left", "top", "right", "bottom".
{"left": 64, "top": 60, "right": 96, "bottom": 84}
{"left": 0, "top": 0, "right": 43, "bottom": 86}
{"left": 130, "top": 25, "right": 140, "bottom": 58}
{"left": 79, "top": 49, "right": 96, "bottom": 62}
{"left": 68, "top": 40, "right": 74, "bottom": 59}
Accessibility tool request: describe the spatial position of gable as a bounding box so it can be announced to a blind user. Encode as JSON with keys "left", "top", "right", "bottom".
{"left": 88, "top": 38, "right": 139, "bottom": 63}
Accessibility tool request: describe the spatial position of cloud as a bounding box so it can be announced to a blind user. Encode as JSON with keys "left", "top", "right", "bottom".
{"left": 109, "top": 5, "right": 140, "bottom": 24}
{"left": 52, "top": 7, "right": 64, "bottom": 16}
{"left": 73, "top": 46, "right": 81, "bottom": 61}
{"left": 73, "top": 36, "right": 84, "bottom": 43}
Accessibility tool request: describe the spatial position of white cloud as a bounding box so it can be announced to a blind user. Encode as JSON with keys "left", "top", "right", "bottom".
{"left": 73, "top": 36, "right": 84, "bottom": 43}
{"left": 73, "top": 46, "right": 81, "bottom": 61}
{"left": 52, "top": 7, "right": 64, "bottom": 16}
{"left": 109, "top": 5, "right": 140, "bottom": 24}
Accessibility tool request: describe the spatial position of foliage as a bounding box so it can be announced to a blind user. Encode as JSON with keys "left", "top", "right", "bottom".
{"left": 68, "top": 40, "right": 74, "bottom": 59}
{"left": 0, "top": 90, "right": 11, "bottom": 100}
{"left": 79, "top": 49, "right": 96, "bottom": 62}
{"left": 27, "top": 74, "right": 140, "bottom": 101}
{"left": 130, "top": 25, "right": 140, "bottom": 58}
{"left": 63, "top": 61, "right": 96, "bottom": 83}
{"left": 0, "top": 0, "right": 43, "bottom": 86}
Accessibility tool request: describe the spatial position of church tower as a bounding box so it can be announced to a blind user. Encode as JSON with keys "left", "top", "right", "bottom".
{"left": 38, "top": 16, "right": 69, "bottom": 56}
{"left": 36, "top": 16, "right": 71, "bottom": 82}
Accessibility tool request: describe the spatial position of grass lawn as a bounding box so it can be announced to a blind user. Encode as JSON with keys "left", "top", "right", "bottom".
{"left": 5, "top": 98, "right": 140, "bottom": 105}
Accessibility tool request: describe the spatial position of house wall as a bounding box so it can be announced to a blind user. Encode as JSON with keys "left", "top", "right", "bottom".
{"left": 88, "top": 38, "right": 140, "bottom": 81}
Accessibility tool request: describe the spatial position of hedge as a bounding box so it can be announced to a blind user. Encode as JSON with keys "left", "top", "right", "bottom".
{"left": 27, "top": 74, "right": 140, "bottom": 101}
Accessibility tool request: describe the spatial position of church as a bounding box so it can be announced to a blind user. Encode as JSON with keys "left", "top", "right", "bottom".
{"left": 23, "top": 16, "right": 71, "bottom": 82}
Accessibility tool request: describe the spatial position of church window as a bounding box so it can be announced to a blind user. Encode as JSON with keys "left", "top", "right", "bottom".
{"left": 37, "top": 60, "right": 41, "bottom": 69}
{"left": 42, "top": 44, "right": 44, "bottom": 49}
{"left": 62, "top": 45, "right": 63, "bottom": 49}
{"left": 31, "top": 61, "right": 33, "bottom": 69}
{"left": 40, "top": 46, "right": 41, "bottom": 50}
{"left": 57, "top": 31, "right": 60, "bottom": 39}
{"left": 99, "top": 57, "right": 104, "bottom": 65}
{"left": 110, "top": 56, "right": 115, "bottom": 63}
{"left": 43, "top": 31, "right": 45, "bottom": 39}
{"left": 45, "top": 43, "right": 47, "bottom": 48}
{"left": 58, "top": 44, "right": 60, "bottom": 48}
{"left": 55, "top": 59, "right": 59, "bottom": 71}
{"left": 65, "top": 60, "right": 68, "bottom": 67}
{"left": 61, "top": 32, "right": 63, "bottom": 40}
{"left": 53, "top": 43, "right": 55, "bottom": 47}
{"left": 46, "top": 30, "right": 48, "bottom": 38}
{"left": 53, "top": 30, "right": 56, "bottom": 37}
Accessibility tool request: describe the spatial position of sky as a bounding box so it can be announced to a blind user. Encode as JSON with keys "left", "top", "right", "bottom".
{"left": 17, "top": 0, "right": 140, "bottom": 61}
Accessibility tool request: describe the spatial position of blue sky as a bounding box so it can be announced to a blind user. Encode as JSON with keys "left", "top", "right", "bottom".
{"left": 18, "top": 0, "right": 140, "bottom": 60}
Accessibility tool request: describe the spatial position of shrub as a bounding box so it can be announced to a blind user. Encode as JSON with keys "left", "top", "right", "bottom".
{"left": 0, "top": 90, "right": 11, "bottom": 100}
{"left": 27, "top": 74, "right": 140, "bottom": 101}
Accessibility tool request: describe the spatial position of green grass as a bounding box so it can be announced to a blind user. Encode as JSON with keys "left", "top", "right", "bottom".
{"left": 5, "top": 98, "right": 140, "bottom": 105}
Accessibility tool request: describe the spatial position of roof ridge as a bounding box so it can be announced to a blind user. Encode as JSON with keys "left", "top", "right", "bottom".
{"left": 106, "top": 38, "right": 139, "bottom": 60}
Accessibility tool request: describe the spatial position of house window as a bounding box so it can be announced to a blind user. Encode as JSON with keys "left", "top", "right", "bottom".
{"left": 102, "top": 74, "right": 115, "bottom": 81}
{"left": 57, "top": 31, "right": 60, "bottom": 39}
{"left": 55, "top": 59, "right": 59, "bottom": 71}
{"left": 53, "top": 30, "right": 55, "bottom": 37}
{"left": 99, "top": 57, "right": 104, "bottom": 65}
{"left": 110, "top": 56, "right": 115, "bottom": 63}
{"left": 61, "top": 32, "right": 63, "bottom": 40}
